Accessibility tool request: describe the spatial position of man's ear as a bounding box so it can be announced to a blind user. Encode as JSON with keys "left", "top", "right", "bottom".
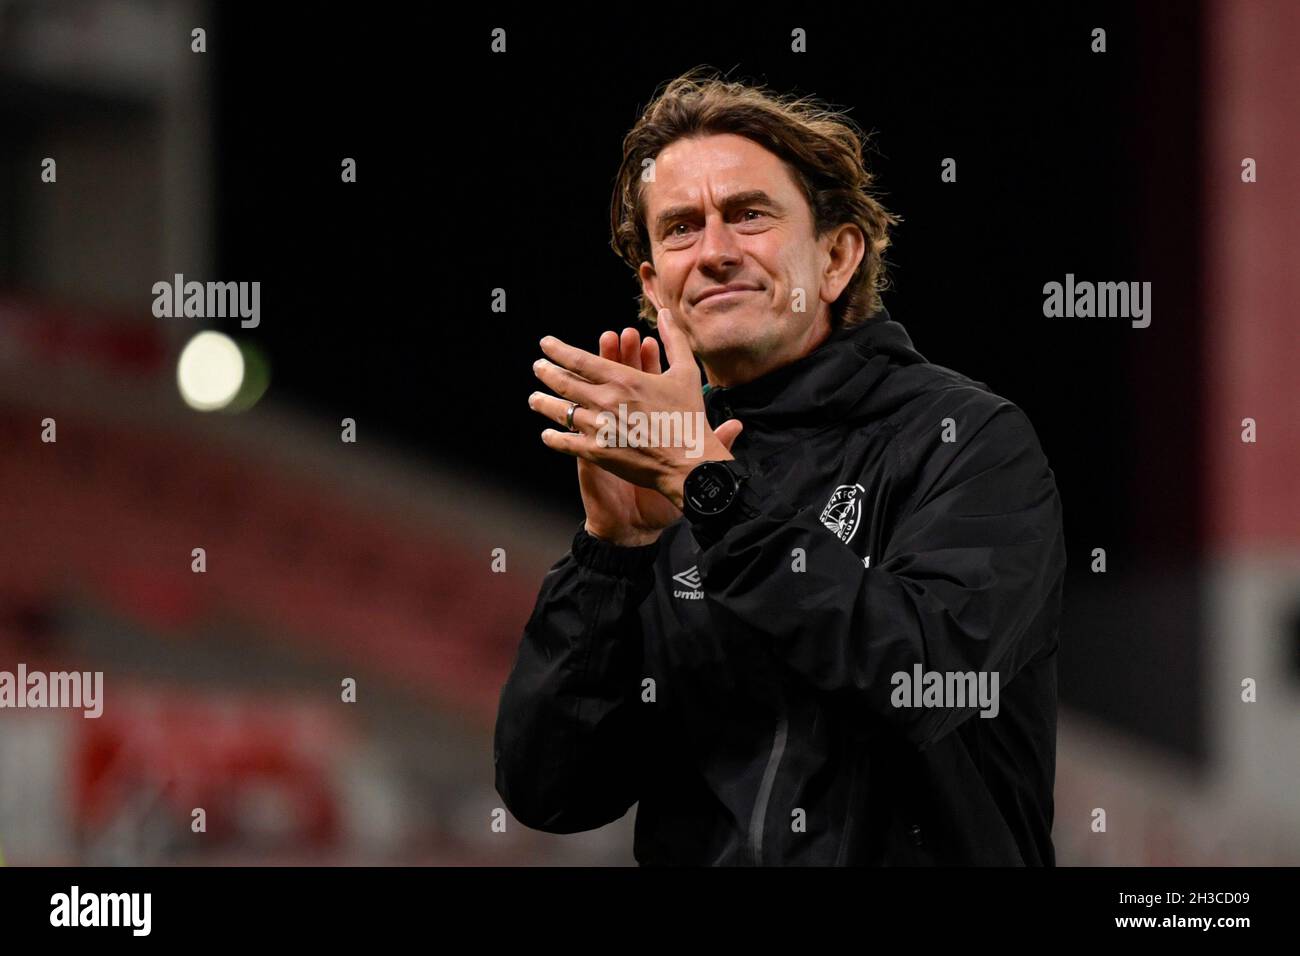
{"left": 638, "top": 261, "right": 663, "bottom": 313}
{"left": 820, "top": 223, "right": 867, "bottom": 306}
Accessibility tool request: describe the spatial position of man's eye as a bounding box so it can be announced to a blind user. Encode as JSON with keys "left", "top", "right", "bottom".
{"left": 668, "top": 223, "right": 691, "bottom": 237}
{"left": 740, "top": 209, "right": 766, "bottom": 221}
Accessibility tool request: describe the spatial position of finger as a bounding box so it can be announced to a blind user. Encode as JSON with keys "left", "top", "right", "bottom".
{"left": 620, "top": 327, "right": 642, "bottom": 371}
{"left": 714, "top": 418, "right": 744, "bottom": 450}
{"left": 641, "top": 336, "right": 662, "bottom": 375}
{"left": 599, "top": 330, "right": 619, "bottom": 362}
{"left": 534, "top": 356, "right": 600, "bottom": 405}
{"left": 655, "top": 308, "right": 692, "bottom": 372}
{"left": 540, "top": 426, "right": 593, "bottom": 460}
{"left": 539, "top": 335, "right": 621, "bottom": 384}
{"left": 528, "top": 391, "right": 601, "bottom": 434}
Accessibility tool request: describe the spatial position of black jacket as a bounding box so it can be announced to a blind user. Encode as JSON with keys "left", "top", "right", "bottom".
{"left": 494, "top": 309, "right": 1067, "bottom": 865}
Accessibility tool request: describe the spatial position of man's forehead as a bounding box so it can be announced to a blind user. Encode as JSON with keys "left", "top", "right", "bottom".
{"left": 646, "top": 134, "right": 795, "bottom": 208}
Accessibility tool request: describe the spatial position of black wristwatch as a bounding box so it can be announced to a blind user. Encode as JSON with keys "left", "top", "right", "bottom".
{"left": 681, "top": 459, "right": 752, "bottom": 526}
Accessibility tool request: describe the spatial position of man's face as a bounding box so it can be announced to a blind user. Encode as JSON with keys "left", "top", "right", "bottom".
{"left": 638, "top": 133, "right": 860, "bottom": 386}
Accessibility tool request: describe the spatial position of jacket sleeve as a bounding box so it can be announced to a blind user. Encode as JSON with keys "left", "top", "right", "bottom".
{"left": 690, "top": 401, "right": 1067, "bottom": 750}
{"left": 493, "top": 523, "right": 658, "bottom": 832}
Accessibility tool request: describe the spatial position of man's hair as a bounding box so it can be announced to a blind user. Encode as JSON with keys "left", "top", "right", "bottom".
{"left": 609, "top": 67, "right": 899, "bottom": 331}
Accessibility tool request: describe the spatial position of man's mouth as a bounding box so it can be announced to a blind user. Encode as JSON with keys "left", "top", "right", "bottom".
{"left": 694, "top": 284, "right": 760, "bottom": 304}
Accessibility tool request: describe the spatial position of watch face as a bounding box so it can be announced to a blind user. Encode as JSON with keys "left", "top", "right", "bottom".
{"left": 686, "top": 462, "right": 738, "bottom": 516}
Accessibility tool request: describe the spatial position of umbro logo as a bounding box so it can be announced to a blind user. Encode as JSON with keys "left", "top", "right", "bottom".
{"left": 672, "top": 566, "right": 701, "bottom": 588}
{"left": 672, "top": 566, "right": 704, "bottom": 599}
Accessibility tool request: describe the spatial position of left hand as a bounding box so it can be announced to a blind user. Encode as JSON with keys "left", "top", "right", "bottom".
{"left": 530, "top": 308, "right": 742, "bottom": 509}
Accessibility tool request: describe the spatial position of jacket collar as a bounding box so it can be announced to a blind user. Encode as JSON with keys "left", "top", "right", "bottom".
{"left": 701, "top": 307, "right": 928, "bottom": 437}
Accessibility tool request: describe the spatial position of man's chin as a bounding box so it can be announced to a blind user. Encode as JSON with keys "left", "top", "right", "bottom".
{"left": 693, "top": 325, "right": 773, "bottom": 367}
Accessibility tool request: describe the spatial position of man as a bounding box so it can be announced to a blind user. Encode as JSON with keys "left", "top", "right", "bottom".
{"left": 494, "top": 70, "right": 1066, "bottom": 865}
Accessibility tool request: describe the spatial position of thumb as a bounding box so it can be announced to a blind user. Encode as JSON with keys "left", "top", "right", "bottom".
{"left": 656, "top": 308, "right": 692, "bottom": 372}
{"left": 714, "top": 418, "right": 744, "bottom": 451}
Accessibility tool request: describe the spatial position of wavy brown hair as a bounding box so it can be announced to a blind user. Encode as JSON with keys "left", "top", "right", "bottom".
{"left": 610, "top": 67, "right": 899, "bottom": 331}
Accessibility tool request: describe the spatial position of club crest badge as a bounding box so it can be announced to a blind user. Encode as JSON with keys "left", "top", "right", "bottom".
{"left": 820, "top": 483, "right": 867, "bottom": 544}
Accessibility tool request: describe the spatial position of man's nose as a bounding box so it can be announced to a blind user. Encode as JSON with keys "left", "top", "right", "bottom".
{"left": 697, "top": 214, "right": 742, "bottom": 273}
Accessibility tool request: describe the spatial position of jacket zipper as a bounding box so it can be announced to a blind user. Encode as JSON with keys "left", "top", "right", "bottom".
{"left": 748, "top": 692, "right": 788, "bottom": 865}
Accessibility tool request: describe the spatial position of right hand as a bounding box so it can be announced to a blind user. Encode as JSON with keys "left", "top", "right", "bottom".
{"left": 578, "top": 327, "right": 742, "bottom": 547}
